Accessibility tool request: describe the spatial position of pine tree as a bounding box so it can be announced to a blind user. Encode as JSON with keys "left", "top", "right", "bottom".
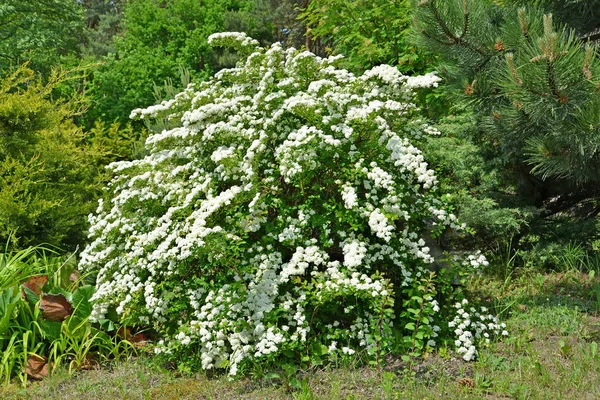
{"left": 80, "top": 0, "right": 125, "bottom": 58}
{"left": 413, "top": 0, "right": 600, "bottom": 218}
{"left": 503, "top": 0, "right": 600, "bottom": 37}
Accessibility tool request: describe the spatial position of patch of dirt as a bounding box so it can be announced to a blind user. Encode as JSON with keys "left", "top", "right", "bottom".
{"left": 384, "top": 354, "right": 473, "bottom": 383}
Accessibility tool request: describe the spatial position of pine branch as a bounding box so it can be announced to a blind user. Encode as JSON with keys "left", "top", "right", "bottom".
{"left": 581, "top": 27, "right": 600, "bottom": 42}
{"left": 546, "top": 59, "right": 563, "bottom": 101}
{"left": 420, "top": 30, "right": 454, "bottom": 47}
{"left": 427, "top": 1, "right": 488, "bottom": 57}
{"left": 429, "top": 1, "right": 461, "bottom": 45}
{"left": 458, "top": 0, "right": 469, "bottom": 40}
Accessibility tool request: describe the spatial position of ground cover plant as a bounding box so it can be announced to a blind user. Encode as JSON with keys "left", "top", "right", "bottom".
{"left": 79, "top": 33, "right": 505, "bottom": 376}
{"left": 0, "top": 246, "right": 133, "bottom": 386}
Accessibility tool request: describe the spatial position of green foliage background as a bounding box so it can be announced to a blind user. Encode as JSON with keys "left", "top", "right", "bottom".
{"left": 301, "top": 0, "right": 431, "bottom": 74}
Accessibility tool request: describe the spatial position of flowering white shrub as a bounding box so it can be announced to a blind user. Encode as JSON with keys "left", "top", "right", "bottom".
{"left": 449, "top": 299, "right": 508, "bottom": 361}
{"left": 80, "top": 32, "right": 491, "bottom": 374}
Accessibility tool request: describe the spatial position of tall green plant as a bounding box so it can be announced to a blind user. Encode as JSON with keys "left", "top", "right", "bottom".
{"left": 0, "top": 0, "right": 85, "bottom": 76}
{"left": 0, "top": 65, "right": 116, "bottom": 250}
{"left": 85, "top": 0, "right": 272, "bottom": 127}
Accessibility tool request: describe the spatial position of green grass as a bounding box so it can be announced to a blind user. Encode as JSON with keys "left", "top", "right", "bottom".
{"left": 3, "top": 268, "right": 600, "bottom": 399}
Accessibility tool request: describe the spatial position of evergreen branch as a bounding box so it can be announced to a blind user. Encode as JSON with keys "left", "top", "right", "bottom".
{"left": 458, "top": 0, "right": 469, "bottom": 41}
{"left": 545, "top": 60, "right": 563, "bottom": 101}
{"left": 581, "top": 27, "right": 600, "bottom": 42}
{"left": 421, "top": 30, "right": 454, "bottom": 47}
{"left": 518, "top": 8, "right": 529, "bottom": 39}
{"left": 428, "top": 1, "right": 487, "bottom": 57}
{"left": 429, "top": 1, "right": 460, "bottom": 44}
{"left": 541, "top": 190, "right": 600, "bottom": 218}
{"left": 583, "top": 44, "right": 593, "bottom": 79}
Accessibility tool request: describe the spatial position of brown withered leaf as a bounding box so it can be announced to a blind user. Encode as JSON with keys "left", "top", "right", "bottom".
{"left": 117, "top": 327, "right": 149, "bottom": 348}
{"left": 40, "top": 294, "right": 73, "bottom": 321}
{"left": 21, "top": 275, "right": 48, "bottom": 298}
{"left": 25, "top": 354, "right": 49, "bottom": 380}
{"left": 458, "top": 377, "right": 474, "bottom": 390}
{"left": 117, "top": 326, "right": 131, "bottom": 340}
{"left": 130, "top": 332, "right": 149, "bottom": 348}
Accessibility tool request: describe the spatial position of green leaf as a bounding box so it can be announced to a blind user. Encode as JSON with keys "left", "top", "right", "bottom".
{"left": 289, "top": 377, "right": 302, "bottom": 390}
{"left": 311, "top": 354, "right": 323, "bottom": 366}
{"left": 48, "top": 286, "right": 72, "bottom": 301}
{"left": 71, "top": 285, "right": 95, "bottom": 320}
{"left": 263, "top": 372, "right": 280, "bottom": 380}
{"left": 23, "top": 286, "right": 39, "bottom": 305}
{"left": 310, "top": 341, "right": 329, "bottom": 357}
{"left": 39, "top": 319, "right": 62, "bottom": 341}
{"left": 0, "top": 287, "right": 20, "bottom": 335}
{"left": 405, "top": 322, "right": 415, "bottom": 331}
{"left": 98, "top": 319, "right": 116, "bottom": 332}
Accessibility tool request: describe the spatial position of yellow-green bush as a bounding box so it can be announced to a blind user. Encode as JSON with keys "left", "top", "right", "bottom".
{"left": 0, "top": 66, "right": 126, "bottom": 250}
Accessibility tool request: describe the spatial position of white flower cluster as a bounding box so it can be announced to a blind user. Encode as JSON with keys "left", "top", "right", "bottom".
{"left": 80, "top": 34, "right": 479, "bottom": 375}
{"left": 449, "top": 299, "right": 507, "bottom": 361}
{"left": 341, "top": 183, "right": 358, "bottom": 209}
{"left": 207, "top": 31, "right": 260, "bottom": 52}
{"left": 465, "top": 251, "right": 489, "bottom": 269}
{"left": 428, "top": 205, "right": 466, "bottom": 231}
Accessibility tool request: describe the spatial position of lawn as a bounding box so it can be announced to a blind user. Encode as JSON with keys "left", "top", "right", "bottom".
{"left": 3, "top": 268, "right": 599, "bottom": 400}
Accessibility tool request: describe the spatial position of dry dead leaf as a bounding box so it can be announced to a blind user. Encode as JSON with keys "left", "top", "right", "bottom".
{"left": 40, "top": 294, "right": 73, "bottom": 321}
{"left": 79, "top": 354, "right": 100, "bottom": 370}
{"left": 117, "top": 326, "right": 150, "bottom": 348}
{"left": 458, "top": 377, "right": 474, "bottom": 390}
{"left": 21, "top": 275, "right": 48, "bottom": 298}
{"left": 25, "top": 354, "right": 49, "bottom": 380}
{"left": 69, "top": 270, "right": 80, "bottom": 282}
{"left": 130, "top": 332, "right": 149, "bottom": 348}
{"left": 117, "top": 326, "right": 131, "bottom": 340}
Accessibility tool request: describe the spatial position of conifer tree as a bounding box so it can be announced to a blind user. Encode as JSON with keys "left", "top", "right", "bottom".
{"left": 413, "top": 0, "right": 600, "bottom": 218}
{"left": 0, "top": 66, "right": 123, "bottom": 250}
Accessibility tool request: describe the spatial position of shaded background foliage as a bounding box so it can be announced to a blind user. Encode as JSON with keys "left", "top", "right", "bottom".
{"left": 0, "top": 0, "right": 84, "bottom": 75}
{"left": 301, "top": 0, "right": 430, "bottom": 74}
